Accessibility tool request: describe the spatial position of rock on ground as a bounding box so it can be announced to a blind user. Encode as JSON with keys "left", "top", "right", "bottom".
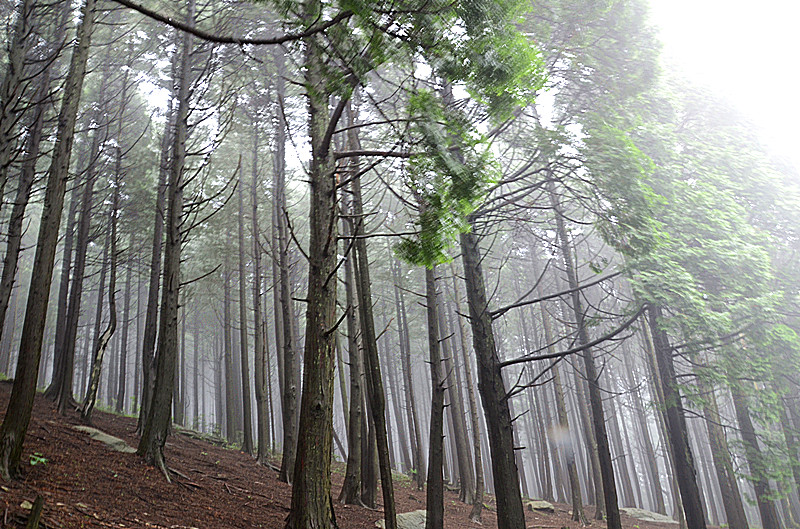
{"left": 375, "top": 510, "right": 427, "bottom": 529}
{"left": 526, "top": 500, "right": 555, "bottom": 513}
{"left": 73, "top": 425, "right": 137, "bottom": 453}
{"left": 620, "top": 507, "right": 678, "bottom": 524}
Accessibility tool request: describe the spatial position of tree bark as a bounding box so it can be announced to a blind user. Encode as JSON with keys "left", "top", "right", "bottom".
{"left": 137, "top": 0, "right": 192, "bottom": 477}
{"left": 549, "top": 183, "right": 621, "bottom": 529}
{"left": 0, "top": 0, "right": 96, "bottom": 480}
{"left": 285, "top": 6, "right": 340, "bottom": 523}
{"left": 81, "top": 175, "right": 120, "bottom": 423}
{"left": 459, "top": 226, "right": 526, "bottom": 529}
{"left": 237, "top": 164, "right": 254, "bottom": 455}
{"left": 646, "top": 306, "right": 707, "bottom": 529}
{"left": 424, "top": 267, "right": 446, "bottom": 529}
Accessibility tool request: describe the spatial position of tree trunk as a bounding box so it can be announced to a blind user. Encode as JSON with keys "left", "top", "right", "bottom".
{"left": 394, "top": 259, "right": 426, "bottom": 490}
{"left": 274, "top": 45, "right": 299, "bottom": 483}
{"left": 646, "top": 306, "right": 707, "bottom": 529}
{"left": 81, "top": 175, "right": 120, "bottom": 423}
{"left": 116, "top": 237, "right": 134, "bottom": 413}
{"left": 424, "top": 267, "right": 446, "bottom": 529}
{"left": 0, "top": 0, "right": 36, "bottom": 211}
{"left": 137, "top": 0, "right": 192, "bottom": 477}
{"left": 237, "top": 164, "right": 254, "bottom": 455}
{"left": 0, "top": 0, "right": 96, "bottom": 480}
{"left": 349, "top": 148, "right": 396, "bottom": 528}
{"left": 459, "top": 226, "right": 526, "bottom": 529}
{"left": 285, "top": 8, "right": 340, "bottom": 524}
{"left": 138, "top": 59, "right": 176, "bottom": 432}
{"left": 730, "top": 385, "right": 781, "bottom": 529}
{"left": 447, "top": 264, "right": 485, "bottom": 520}
{"left": 251, "top": 127, "right": 269, "bottom": 464}
{"left": 549, "top": 183, "right": 621, "bottom": 529}
{"left": 339, "top": 193, "right": 363, "bottom": 504}
{"left": 437, "top": 286, "right": 475, "bottom": 504}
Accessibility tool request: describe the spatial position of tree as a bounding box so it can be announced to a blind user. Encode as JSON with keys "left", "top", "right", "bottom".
{"left": 0, "top": 0, "right": 97, "bottom": 480}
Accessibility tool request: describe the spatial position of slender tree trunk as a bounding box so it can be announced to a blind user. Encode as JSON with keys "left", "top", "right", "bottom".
{"left": 137, "top": 0, "right": 192, "bottom": 477}
{"left": 549, "top": 183, "right": 621, "bottom": 529}
{"left": 274, "top": 45, "right": 299, "bottom": 483}
{"left": 424, "top": 267, "right": 446, "bottom": 529}
{"left": 237, "top": 164, "right": 254, "bottom": 455}
{"left": 646, "top": 306, "right": 707, "bottom": 529}
{"left": 696, "top": 373, "right": 748, "bottom": 529}
{"left": 447, "top": 263, "right": 484, "bottom": 519}
{"left": 437, "top": 286, "right": 475, "bottom": 504}
{"left": 223, "top": 261, "right": 236, "bottom": 441}
{"left": 394, "top": 259, "right": 426, "bottom": 490}
{"left": 138, "top": 65, "right": 175, "bottom": 432}
{"left": 730, "top": 385, "right": 781, "bottom": 529}
{"left": 81, "top": 175, "right": 120, "bottom": 423}
{"left": 349, "top": 145, "right": 396, "bottom": 529}
{"left": 285, "top": 9, "right": 341, "bottom": 524}
{"left": 116, "top": 238, "right": 133, "bottom": 413}
{"left": 459, "top": 225, "right": 526, "bottom": 529}
{"left": 0, "top": 0, "right": 36, "bottom": 211}
{"left": 251, "top": 128, "right": 269, "bottom": 464}
{"left": 0, "top": 0, "right": 96, "bottom": 480}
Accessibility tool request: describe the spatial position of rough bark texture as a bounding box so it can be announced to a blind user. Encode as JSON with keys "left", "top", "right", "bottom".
{"left": 424, "top": 267, "right": 445, "bottom": 529}
{"left": 252, "top": 129, "right": 269, "bottom": 464}
{"left": 137, "top": 0, "right": 192, "bottom": 477}
{"left": 0, "top": 0, "right": 96, "bottom": 481}
{"left": 647, "top": 306, "right": 707, "bottom": 529}
{"left": 81, "top": 185, "right": 119, "bottom": 423}
{"left": 459, "top": 226, "right": 526, "bottom": 529}
{"left": 285, "top": 8, "right": 339, "bottom": 525}
{"left": 237, "top": 165, "right": 254, "bottom": 456}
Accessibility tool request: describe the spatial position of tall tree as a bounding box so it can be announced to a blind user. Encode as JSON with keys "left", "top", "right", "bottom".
{"left": 0, "top": 0, "right": 97, "bottom": 480}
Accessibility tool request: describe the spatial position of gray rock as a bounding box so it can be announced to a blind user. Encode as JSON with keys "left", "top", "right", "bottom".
{"left": 73, "top": 425, "right": 136, "bottom": 454}
{"left": 375, "top": 510, "right": 427, "bottom": 529}
{"left": 620, "top": 507, "right": 678, "bottom": 524}
{"left": 526, "top": 500, "right": 555, "bottom": 513}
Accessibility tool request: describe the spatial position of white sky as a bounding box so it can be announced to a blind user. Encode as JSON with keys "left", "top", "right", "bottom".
{"left": 648, "top": 0, "right": 800, "bottom": 169}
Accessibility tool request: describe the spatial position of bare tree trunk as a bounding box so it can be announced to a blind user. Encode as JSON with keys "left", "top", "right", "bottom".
{"left": 237, "top": 164, "right": 254, "bottom": 455}
{"left": 646, "top": 306, "right": 707, "bottom": 529}
{"left": 223, "top": 260, "right": 236, "bottom": 441}
{"left": 424, "top": 266, "right": 446, "bottom": 529}
{"left": 459, "top": 225, "right": 526, "bottom": 529}
{"left": 349, "top": 141, "right": 396, "bottom": 529}
{"left": 116, "top": 237, "right": 134, "bottom": 413}
{"left": 138, "top": 60, "right": 176, "bottom": 432}
{"left": 0, "top": 0, "right": 36, "bottom": 211}
{"left": 0, "top": 0, "right": 96, "bottom": 480}
{"left": 394, "top": 259, "right": 426, "bottom": 490}
{"left": 273, "top": 45, "right": 299, "bottom": 483}
{"left": 437, "top": 285, "right": 475, "bottom": 504}
{"left": 549, "top": 182, "right": 621, "bottom": 529}
{"left": 251, "top": 128, "right": 269, "bottom": 464}
{"left": 449, "top": 264, "right": 484, "bottom": 520}
{"left": 339, "top": 193, "right": 363, "bottom": 505}
{"left": 137, "top": 0, "right": 192, "bottom": 478}
{"left": 285, "top": 8, "right": 340, "bottom": 523}
{"left": 81, "top": 172, "right": 120, "bottom": 423}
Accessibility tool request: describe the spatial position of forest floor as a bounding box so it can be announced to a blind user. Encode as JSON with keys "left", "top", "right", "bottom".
{"left": 0, "top": 380, "right": 681, "bottom": 529}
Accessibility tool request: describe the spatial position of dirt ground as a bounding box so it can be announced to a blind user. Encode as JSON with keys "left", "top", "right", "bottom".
{"left": 0, "top": 380, "right": 681, "bottom": 528}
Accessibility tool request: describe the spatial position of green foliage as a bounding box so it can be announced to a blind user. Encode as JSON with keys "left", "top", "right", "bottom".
{"left": 395, "top": 90, "right": 498, "bottom": 267}
{"left": 29, "top": 452, "right": 48, "bottom": 466}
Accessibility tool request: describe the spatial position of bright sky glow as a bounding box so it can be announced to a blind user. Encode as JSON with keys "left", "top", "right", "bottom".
{"left": 648, "top": 0, "right": 800, "bottom": 169}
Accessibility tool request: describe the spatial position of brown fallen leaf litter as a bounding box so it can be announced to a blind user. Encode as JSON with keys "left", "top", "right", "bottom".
{"left": 0, "top": 380, "right": 683, "bottom": 529}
